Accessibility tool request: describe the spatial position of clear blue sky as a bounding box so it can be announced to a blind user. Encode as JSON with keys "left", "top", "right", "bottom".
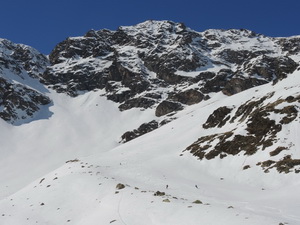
{"left": 1, "top": 0, "right": 299, "bottom": 54}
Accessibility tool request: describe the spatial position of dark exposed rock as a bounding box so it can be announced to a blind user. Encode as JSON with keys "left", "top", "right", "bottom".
{"left": 278, "top": 105, "right": 298, "bottom": 124}
{"left": 0, "top": 77, "right": 51, "bottom": 124}
{"left": 218, "top": 49, "right": 256, "bottom": 64}
{"left": 193, "top": 200, "right": 203, "bottom": 204}
{"left": 193, "top": 71, "right": 215, "bottom": 83}
{"left": 200, "top": 70, "right": 233, "bottom": 94}
{"left": 116, "top": 183, "right": 125, "bottom": 190}
{"left": 243, "top": 165, "right": 251, "bottom": 170}
{"left": 246, "top": 111, "right": 282, "bottom": 139}
{"left": 260, "top": 155, "right": 300, "bottom": 174}
{"left": 121, "top": 120, "right": 159, "bottom": 143}
{"left": 273, "top": 156, "right": 300, "bottom": 173}
{"left": 222, "top": 78, "right": 267, "bottom": 96}
{"left": 277, "top": 37, "right": 300, "bottom": 55}
{"left": 269, "top": 147, "right": 287, "bottom": 156}
{"left": 155, "top": 100, "right": 183, "bottom": 117}
{"left": 245, "top": 55, "right": 298, "bottom": 82}
{"left": 107, "top": 90, "right": 132, "bottom": 103}
{"left": 119, "top": 97, "right": 156, "bottom": 111}
{"left": 144, "top": 93, "right": 162, "bottom": 99}
{"left": 185, "top": 91, "right": 298, "bottom": 163}
{"left": 167, "top": 89, "right": 204, "bottom": 105}
{"left": 230, "top": 95, "right": 271, "bottom": 123}
{"left": 154, "top": 191, "right": 165, "bottom": 196}
{"left": 185, "top": 129, "right": 271, "bottom": 160}
{"left": 39, "top": 20, "right": 300, "bottom": 122}
{"left": 203, "top": 106, "right": 232, "bottom": 129}
{"left": 0, "top": 39, "right": 51, "bottom": 124}
{"left": 0, "top": 39, "right": 49, "bottom": 79}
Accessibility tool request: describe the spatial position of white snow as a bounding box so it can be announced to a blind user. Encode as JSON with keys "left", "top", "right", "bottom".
{"left": 0, "top": 69, "right": 300, "bottom": 224}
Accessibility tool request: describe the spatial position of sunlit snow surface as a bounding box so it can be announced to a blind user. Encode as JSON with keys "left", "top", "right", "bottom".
{"left": 0, "top": 68, "right": 299, "bottom": 224}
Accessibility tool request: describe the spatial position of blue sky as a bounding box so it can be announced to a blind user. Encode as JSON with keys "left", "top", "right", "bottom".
{"left": 1, "top": 0, "right": 299, "bottom": 54}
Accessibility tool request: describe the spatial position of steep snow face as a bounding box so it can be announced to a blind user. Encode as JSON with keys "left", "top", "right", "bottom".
{"left": 0, "top": 39, "right": 51, "bottom": 124}
{"left": 0, "top": 88, "right": 157, "bottom": 198}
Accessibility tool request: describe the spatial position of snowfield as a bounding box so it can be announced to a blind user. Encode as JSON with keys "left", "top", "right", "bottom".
{"left": 0, "top": 69, "right": 300, "bottom": 224}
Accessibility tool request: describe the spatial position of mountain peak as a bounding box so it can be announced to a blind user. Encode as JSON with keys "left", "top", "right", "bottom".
{"left": 118, "top": 20, "right": 187, "bottom": 36}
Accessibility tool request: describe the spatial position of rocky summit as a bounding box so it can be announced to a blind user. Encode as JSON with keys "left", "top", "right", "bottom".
{"left": 1, "top": 20, "right": 300, "bottom": 225}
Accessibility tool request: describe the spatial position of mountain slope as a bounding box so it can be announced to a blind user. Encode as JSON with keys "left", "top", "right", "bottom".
{"left": 0, "top": 20, "right": 300, "bottom": 225}
{"left": 1, "top": 70, "right": 300, "bottom": 225}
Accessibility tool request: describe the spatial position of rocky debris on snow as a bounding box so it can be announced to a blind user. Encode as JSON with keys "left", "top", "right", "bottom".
{"left": 121, "top": 120, "right": 159, "bottom": 143}
{"left": 167, "top": 89, "right": 204, "bottom": 105}
{"left": 193, "top": 200, "right": 203, "bottom": 204}
{"left": 66, "top": 159, "right": 80, "bottom": 163}
{"left": 185, "top": 90, "right": 300, "bottom": 173}
{"left": 115, "top": 183, "right": 125, "bottom": 190}
{"left": 202, "top": 106, "right": 233, "bottom": 129}
{"left": 119, "top": 97, "right": 156, "bottom": 111}
{"left": 154, "top": 191, "right": 165, "bottom": 196}
{"left": 259, "top": 155, "right": 300, "bottom": 173}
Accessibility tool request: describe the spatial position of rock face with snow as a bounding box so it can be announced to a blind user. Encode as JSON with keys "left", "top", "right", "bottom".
{"left": 0, "top": 39, "right": 51, "bottom": 124}
{"left": 2, "top": 21, "right": 299, "bottom": 125}
{"left": 41, "top": 21, "right": 299, "bottom": 115}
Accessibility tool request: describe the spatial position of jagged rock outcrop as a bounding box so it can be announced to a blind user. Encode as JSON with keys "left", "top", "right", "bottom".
{"left": 184, "top": 90, "right": 300, "bottom": 173}
{"left": 202, "top": 106, "right": 233, "bottom": 129}
{"left": 0, "top": 77, "right": 51, "bottom": 124}
{"left": 167, "top": 89, "right": 204, "bottom": 105}
{"left": 121, "top": 120, "right": 159, "bottom": 143}
{"left": 0, "top": 39, "right": 49, "bottom": 79}
{"left": 155, "top": 100, "right": 183, "bottom": 117}
{"left": 0, "top": 39, "right": 51, "bottom": 124}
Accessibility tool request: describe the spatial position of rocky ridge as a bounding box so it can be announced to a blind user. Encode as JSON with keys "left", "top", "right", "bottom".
{"left": 0, "top": 39, "right": 51, "bottom": 124}
{"left": 41, "top": 20, "right": 299, "bottom": 116}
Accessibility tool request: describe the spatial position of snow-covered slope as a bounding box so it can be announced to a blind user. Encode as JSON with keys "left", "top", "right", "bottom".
{"left": 1, "top": 70, "right": 300, "bottom": 225}
{"left": 0, "top": 20, "right": 300, "bottom": 225}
